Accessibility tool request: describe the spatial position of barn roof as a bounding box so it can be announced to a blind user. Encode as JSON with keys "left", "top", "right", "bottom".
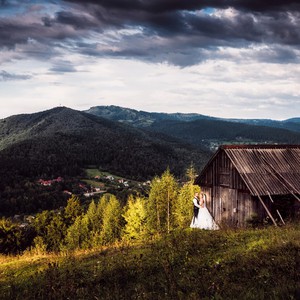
{"left": 197, "top": 144, "right": 300, "bottom": 196}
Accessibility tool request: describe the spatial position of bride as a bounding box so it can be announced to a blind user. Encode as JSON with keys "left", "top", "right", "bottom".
{"left": 190, "top": 193, "right": 219, "bottom": 230}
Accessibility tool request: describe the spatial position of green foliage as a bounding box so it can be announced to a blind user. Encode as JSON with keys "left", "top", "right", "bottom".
{"left": 173, "top": 164, "right": 200, "bottom": 228}
{"left": 32, "top": 210, "right": 54, "bottom": 237}
{"left": 64, "top": 215, "right": 90, "bottom": 250}
{"left": 63, "top": 194, "right": 124, "bottom": 250}
{"left": 45, "top": 214, "right": 67, "bottom": 252}
{"left": 31, "top": 236, "right": 47, "bottom": 255}
{"left": 63, "top": 195, "right": 83, "bottom": 226}
{"left": 99, "top": 195, "right": 123, "bottom": 245}
{"left": 173, "top": 182, "right": 200, "bottom": 229}
{"left": 0, "top": 218, "right": 22, "bottom": 254}
{"left": 122, "top": 195, "right": 147, "bottom": 240}
{"left": 147, "top": 169, "right": 179, "bottom": 234}
{"left": 0, "top": 218, "right": 35, "bottom": 254}
{"left": 30, "top": 196, "right": 83, "bottom": 252}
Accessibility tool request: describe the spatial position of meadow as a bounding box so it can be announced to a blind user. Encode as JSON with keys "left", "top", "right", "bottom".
{"left": 1, "top": 224, "right": 299, "bottom": 300}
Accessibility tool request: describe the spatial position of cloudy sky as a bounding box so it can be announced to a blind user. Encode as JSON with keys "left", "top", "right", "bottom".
{"left": 0, "top": 0, "right": 300, "bottom": 120}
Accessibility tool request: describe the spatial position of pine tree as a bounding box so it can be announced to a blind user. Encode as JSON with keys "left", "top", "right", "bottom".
{"left": 146, "top": 175, "right": 162, "bottom": 234}
{"left": 45, "top": 214, "right": 67, "bottom": 252}
{"left": 173, "top": 164, "right": 200, "bottom": 228}
{"left": 99, "top": 195, "right": 123, "bottom": 245}
{"left": 64, "top": 215, "right": 90, "bottom": 250}
{"left": 122, "top": 195, "right": 147, "bottom": 241}
{"left": 146, "top": 169, "right": 179, "bottom": 234}
{"left": 64, "top": 195, "right": 83, "bottom": 227}
{"left": 85, "top": 200, "right": 98, "bottom": 232}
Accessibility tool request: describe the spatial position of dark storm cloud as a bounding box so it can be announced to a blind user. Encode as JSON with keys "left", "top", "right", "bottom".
{"left": 60, "top": 0, "right": 300, "bottom": 49}
{"left": 0, "top": 0, "right": 300, "bottom": 66}
{"left": 65, "top": 0, "right": 300, "bottom": 13}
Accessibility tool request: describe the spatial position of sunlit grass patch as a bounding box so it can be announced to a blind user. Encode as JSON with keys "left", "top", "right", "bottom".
{"left": 0, "top": 225, "right": 299, "bottom": 299}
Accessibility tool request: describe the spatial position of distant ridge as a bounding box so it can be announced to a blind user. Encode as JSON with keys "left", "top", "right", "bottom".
{"left": 86, "top": 105, "right": 300, "bottom": 133}
{"left": 86, "top": 105, "right": 218, "bottom": 128}
{"left": 85, "top": 105, "right": 300, "bottom": 149}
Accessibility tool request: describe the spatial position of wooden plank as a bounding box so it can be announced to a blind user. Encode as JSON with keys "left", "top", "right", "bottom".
{"left": 257, "top": 195, "right": 277, "bottom": 226}
{"left": 267, "top": 193, "right": 285, "bottom": 225}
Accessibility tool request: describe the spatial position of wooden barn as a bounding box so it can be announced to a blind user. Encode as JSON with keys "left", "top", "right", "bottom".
{"left": 194, "top": 145, "right": 300, "bottom": 227}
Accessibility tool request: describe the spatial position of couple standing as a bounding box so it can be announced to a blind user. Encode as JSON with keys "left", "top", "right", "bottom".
{"left": 190, "top": 192, "right": 219, "bottom": 230}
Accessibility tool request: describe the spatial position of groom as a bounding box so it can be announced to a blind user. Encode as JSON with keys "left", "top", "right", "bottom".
{"left": 193, "top": 192, "right": 200, "bottom": 218}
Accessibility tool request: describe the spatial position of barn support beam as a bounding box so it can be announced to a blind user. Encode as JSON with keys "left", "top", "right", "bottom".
{"left": 292, "top": 193, "right": 300, "bottom": 203}
{"left": 267, "top": 193, "right": 285, "bottom": 225}
{"left": 257, "top": 195, "right": 277, "bottom": 227}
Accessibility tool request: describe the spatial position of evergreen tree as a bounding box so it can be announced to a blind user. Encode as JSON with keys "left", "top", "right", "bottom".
{"left": 146, "top": 175, "right": 162, "bottom": 234}
{"left": 32, "top": 210, "right": 54, "bottom": 237}
{"left": 45, "top": 213, "right": 67, "bottom": 252}
{"left": 64, "top": 197, "right": 107, "bottom": 250}
{"left": 91, "top": 195, "right": 110, "bottom": 246}
{"left": 99, "top": 195, "right": 123, "bottom": 245}
{"left": 64, "top": 215, "right": 89, "bottom": 250}
{"left": 0, "top": 218, "right": 22, "bottom": 254}
{"left": 174, "top": 182, "right": 200, "bottom": 228}
{"left": 122, "top": 195, "right": 147, "bottom": 241}
{"left": 64, "top": 195, "right": 83, "bottom": 227}
{"left": 173, "top": 164, "right": 200, "bottom": 228}
{"left": 85, "top": 200, "right": 98, "bottom": 232}
{"left": 147, "top": 169, "right": 179, "bottom": 234}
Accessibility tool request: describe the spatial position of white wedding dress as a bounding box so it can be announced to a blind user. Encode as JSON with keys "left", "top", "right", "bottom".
{"left": 190, "top": 199, "right": 219, "bottom": 230}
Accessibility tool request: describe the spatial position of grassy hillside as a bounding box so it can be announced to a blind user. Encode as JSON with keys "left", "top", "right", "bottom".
{"left": 1, "top": 225, "right": 299, "bottom": 299}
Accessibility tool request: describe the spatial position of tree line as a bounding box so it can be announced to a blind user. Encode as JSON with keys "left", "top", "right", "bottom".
{"left": 0, "top": 167, "right": 200, "bottom": 254}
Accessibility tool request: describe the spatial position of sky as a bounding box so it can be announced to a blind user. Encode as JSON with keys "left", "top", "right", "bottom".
{"left": 0, "top": 0, "right": 300, "bottom": 120}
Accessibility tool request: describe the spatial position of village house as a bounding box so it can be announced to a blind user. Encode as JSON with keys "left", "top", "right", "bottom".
{"left": 195, "top": 145, "right": 300, "bottom": 227}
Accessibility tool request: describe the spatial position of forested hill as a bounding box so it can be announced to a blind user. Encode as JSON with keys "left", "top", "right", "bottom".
{"left": 0, "top": 107, "right": 211, "bottom": 215}
{"left": 0, "top": 106, "right": 210, "bottom": 179}
{"left": 85, "top": 106, "right": 300, "bottom": 148}
{"left": 148, "top": 119, "right": 300, "bottom": 148}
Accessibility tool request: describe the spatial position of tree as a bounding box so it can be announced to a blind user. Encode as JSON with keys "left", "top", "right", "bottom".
{"left": 91, "top": 195, "right": 110, "bottom": 246}
{"left": 64, "top": 215, "right": 89, "bottom": 250}
{"left": 0, "top": 218, "right": 22, "bottom": 254}
{"left": 99, "top": 195, "right": 123, "bottom": 245}
{"left": 45, "top": 213, "right": 67, "bottom": 252}
{"left": 122, "top": 195, "right": 147, "bottom": 241}
{"left": 146, "top": 169, "right": 179, "bottom": 234}
{"left": 173, "top": 164, "right": 200, "bottom": 228}
{"left": 85, "top": 200, "right": 98, "bottom": 233}
{"left": 32, "top": 210, "right": 54, "bottom": 237}
{"left": 63, "top": 195, "right": 83, "bottom": 227}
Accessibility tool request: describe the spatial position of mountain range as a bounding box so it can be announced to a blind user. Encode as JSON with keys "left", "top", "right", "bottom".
{"left": 86, "top": 105, "right": 300, "bottom": 131}
{"left": 86, "top": 106, "right": 300, "bottom": 149}
{"left": 0, "top": 105, "right": 299, "bottom": 216}
{"left": 0, "top": 106, "right": 208, "bottom": 179}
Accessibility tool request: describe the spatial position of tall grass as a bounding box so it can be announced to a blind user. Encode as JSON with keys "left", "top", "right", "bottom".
{"left": 0, "top": 224, "right": 299, "bottom": 299}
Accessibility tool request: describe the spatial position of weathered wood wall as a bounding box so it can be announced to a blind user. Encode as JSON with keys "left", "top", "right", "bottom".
{"left": 199, "top": 149, "right": 267, "bottom": 227}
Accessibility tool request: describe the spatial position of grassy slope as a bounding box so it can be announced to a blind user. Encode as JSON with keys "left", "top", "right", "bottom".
{"left": 0, "top": 225, "right": 299, "bottom": 300}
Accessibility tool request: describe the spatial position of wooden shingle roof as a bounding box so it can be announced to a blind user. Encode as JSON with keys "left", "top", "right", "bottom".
{"left": 199, "top": 144, "right": 300, "bottom": 196}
